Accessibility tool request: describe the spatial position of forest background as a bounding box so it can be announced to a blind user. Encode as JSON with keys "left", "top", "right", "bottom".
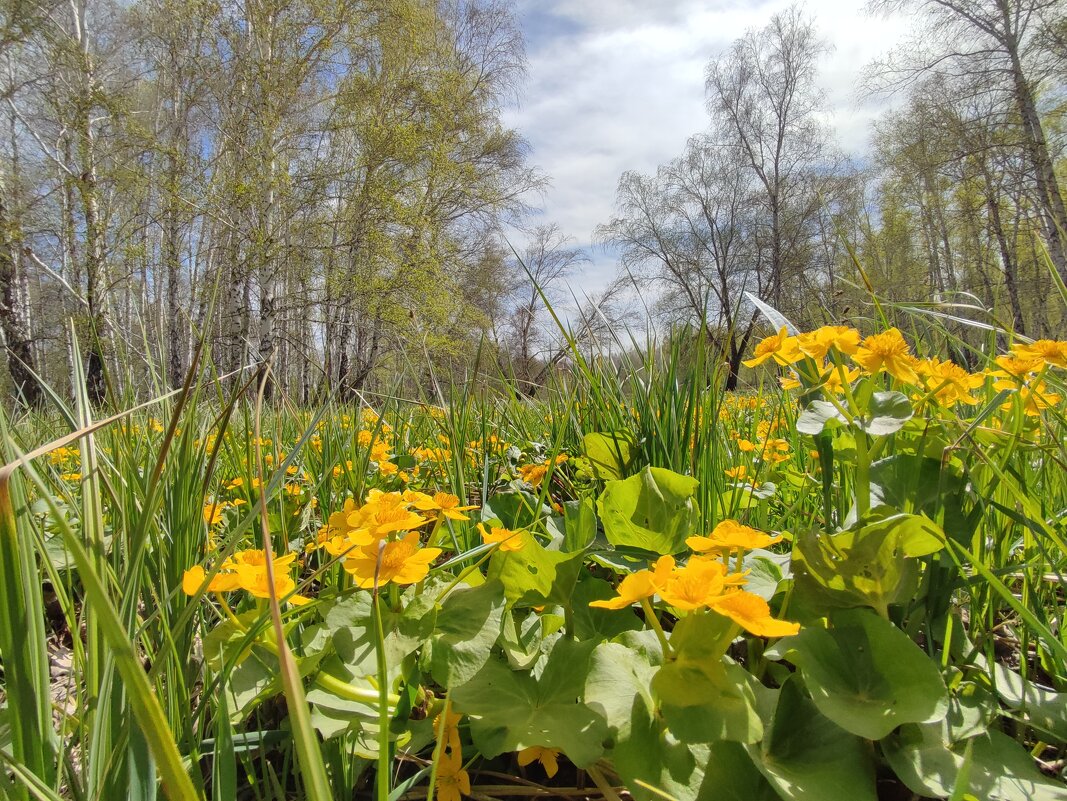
{"left": 1, "top": 0, "right": 1065, "bottom": 405}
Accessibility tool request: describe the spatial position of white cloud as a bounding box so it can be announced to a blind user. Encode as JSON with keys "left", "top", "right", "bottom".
{"left": 504, "top": 0, "right": 912, "bottom": 296}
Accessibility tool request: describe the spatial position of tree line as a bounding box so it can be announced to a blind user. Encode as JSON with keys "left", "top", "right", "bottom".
{"left": 599, "top": 0, "right": 1067, "bottom": 387}
{"left": 1, "top": 0, "right": 1065, "bottom": 405}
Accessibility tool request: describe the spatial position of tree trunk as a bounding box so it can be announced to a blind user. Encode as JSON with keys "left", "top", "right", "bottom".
{"left": 164, "top": 151, "right": 185, "bottom": 388}
{"left": 0, "top": 183, "right": 41, "bottom": 406}
{"left": 1007, "top": 42, "right": 1067, "bottom": 283}
{"left": 982, "top": 165, "right": 1025, "bottom": 334}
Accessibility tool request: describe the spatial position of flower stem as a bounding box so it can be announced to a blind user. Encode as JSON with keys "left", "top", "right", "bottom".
{"left": 372, "top": 590, "right": 392, "bottom": 801}
{"left": 426, "top": 693, "right": 450, "bottom": 801}
{"left": 640, "top": 598, "right": 672, "bottom": 657}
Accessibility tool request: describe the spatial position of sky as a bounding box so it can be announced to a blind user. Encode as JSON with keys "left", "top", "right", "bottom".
{"left": 501, "top": 0, "right": 914, "bottom": 295}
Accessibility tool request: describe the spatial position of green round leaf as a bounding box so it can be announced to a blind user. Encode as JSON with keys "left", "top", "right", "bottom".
{"left": 745, "top": 676, "right": 877, "bottom": 801}
{"left": 597, "top": 466, "right": 699, "bottom": 555}
{"left": 781, "top": 608, "right": 948, "bottom": 740}
{"left": 883, "top": 723, "right": 1067, "bottom": 801}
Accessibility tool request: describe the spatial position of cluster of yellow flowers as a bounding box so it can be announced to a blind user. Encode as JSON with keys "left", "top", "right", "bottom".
{"left": 307, "top": 489, "right": 475, "bottom": 588}
{"left": 185, "top": 482, "right": 495, "bottom": 607}
{"left": 591, "top": 520, "right": 798, "bottom": 638}
{"left": 722, "top": 414, "right": 792, "bottom": 485}
{"left": 48, "top": 446, "right": 82, "bottom": 481}
{"left": 464, "top": 434, "right": 511, "bottom": 468}
{"left": 747, "top": 325, "right": 1066, "bottom": 413}
{"left": 182, "top": 549, "right": 309, "bottom": 605}
{"left": 988, "top": 346, "right": 1064, "bottom": 415}
{"left": 517, "top": 454, "right": 569, "bottom": 487}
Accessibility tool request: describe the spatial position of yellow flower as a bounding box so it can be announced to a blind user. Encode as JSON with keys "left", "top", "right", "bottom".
{"left": 434, "top": 758, "right": 470, "bottom": 801}
{"left": 343, "top": 532, "right": 442, "bottom": 589}
{"left": 797, "top": 325, "right": 861, "bottom": 360}
{"left": 354, "top": 506, "right": 430, "bottom": 543}
{"left": 413, "top": 446, "right": 452, "bottom": 463}
{"left": 224, "top": 477, "right": 245, "bottom": 490}
{"left": 320, "top": 498, "right": 359, "bottom": 538}
{"left": 736, "top": 439, "right": 757, "bottom": 453}
{"left": 378, "top": 461, "right": 398, "bottom": 476}
{"left": 203, "top": 501, "right": 227, "bottom": 526}
{"left": 478, "top": 524, "right": 527, "bottom": 552}
{"left": 589, "top": 556, "right": 674, "bottom": 610}
{"left": 434, "top": 708, "right": 463, "bottom": 756}
{"left": 724, "top": 465, "right": 748, "bottom": 480}
{"left": 319, "top": 533, "right": 364, "bottom": 557}
{"left": 687, "top": 520, "right": 782, "bottom": 553}
{"left": 658, "top": 558, "right": 732, "bottom": 611}
{"left": 914, "top": 358, "right": 984, "bottom": 406}
{"left": 60, "top": 472, "right": 82, "bottom": 481}
{"left": 413, "top": 492, "right": 478, "bottom": 521}
{"left": 1013, "top": 339, "right": 1067, "bottom": 369}
{"left": 1013, "top": 381, "right": 1062, "bottom": 416}
{"left": 518, "top": 463, "right": 548, "bottom": 486}
{"left": 852, "top": 328, "right": 919, "bottom": 384}
{"left": 181, "top": 565, "right": 240, "bottom": 595}
{"left": 709, "top": 591, "right": 799, "bottom": 637}
{"left": 517, "top": 746, "right": 560, "bottom": 778}
{"left": 223, "top": 549, "right": 296, "bottom": 573}
{"left": 779, "top": 373, "right": 802, "bottom": 391}
{"left": 743, "top": 327, "right": 803, "bottom": 367}
{"left": 819, "top": 363, "right": 861, "bottom": 394}
{"left": 233, "top": 563, "right": 307, "bottom": 604}
{"left": 989, "top": 355, "right": 1040, "bottom": 385}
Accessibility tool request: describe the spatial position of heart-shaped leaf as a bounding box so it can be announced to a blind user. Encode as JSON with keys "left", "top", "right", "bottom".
{"left": 597, "top": 466, "right": 699, "bottom": 555}
{"left": 776, "top": 607, "right": 948, "bottom": 740}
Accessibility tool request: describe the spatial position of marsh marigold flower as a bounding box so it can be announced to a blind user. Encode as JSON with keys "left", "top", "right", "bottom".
{"left": 203, "top": 501, "right": 226, "bottom": 526}
{"left": 412, "top": 491, "right": 477, "bottom": 521}
{"left": 517, "top": 746, "right": 560, "bottom": 778}
{"left": 709, "top": 591, "right": 799, "bottom": 637}
{"left": 658, "top": 558, "right": 735, "bottom": 611}
{"left": 434, "top": 708, "right": 463, "bottom": 756}
{"left": 819, "top": 363, "right": 861, "bottom": 394}
{"left": 233, "top": 563, "right": 309, "bottom": 605}
{"left": 687, "top": 519, "right": 783, "bottom": 554}
{"left": 589, "top": 556, "right": 674, "bottom": 610}
{"left": 915, "top": 358, "right": 984, "bottom": 406}
{"left": 989, "top": 355, "right": 1040, "bottom": 385}
{"left": 797, "top": 325, "right": 861, "bottom": 361}
{"left": 434, "top": 759, "right": 470, "bottom": 801}
{"left": 743, "top": 327, "right": 803, "bottom": 368}
{"left": 1013, "top": 339, "right": 1067, "bottom": 369}
{"left": 478, "top": 524, "right": 527, "bottom": 552}
{"left": 724, "top": 465, "right": 749, "bottom": 481}
{"left": 343, "top": 532, "right": 441, "bottom": 588}
{"left": 1012, "top": 381, "right": 1062, "bottom": 416}
{"left": 224, "top": 548, "right": 296, "bottom": 573}
{"left": 181, "top": 564, "right": 240, "bottom": 595}
{"left": 852, "top": 328, "right": 919, "bottom": 384}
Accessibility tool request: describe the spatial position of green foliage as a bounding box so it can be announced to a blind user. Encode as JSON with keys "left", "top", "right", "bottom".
{"left": 2, "top": 313, "right": 1066, "bottom": 801}
{"left": 793, "top": 508, "right": 946, "bottom": 617}
{"left": 451, "top": 639, "right": 606, "bottom": 767}
{"left": 776, "top": 608, "right": 949, "bottom": 740}
{"left": 597, "top": 466, "right": 700, "bottom": 554}
{"left": 745, "top": 677, "right": 877, "bottom": 801}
